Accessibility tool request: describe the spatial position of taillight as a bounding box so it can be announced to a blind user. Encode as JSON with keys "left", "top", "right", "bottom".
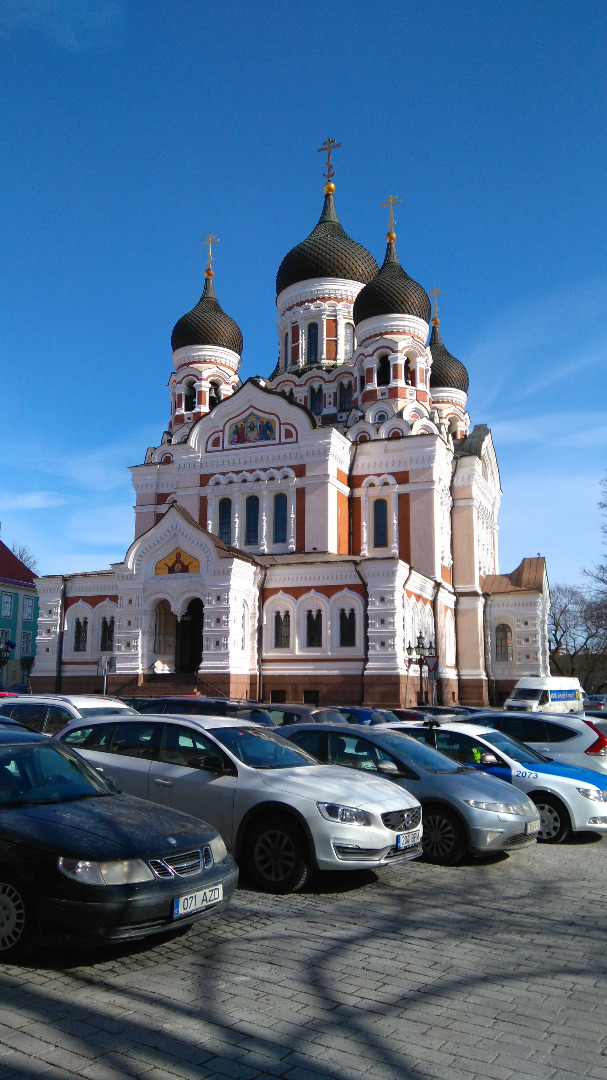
{"left": 582, "top": 720, "right": 607, "bottom": 755}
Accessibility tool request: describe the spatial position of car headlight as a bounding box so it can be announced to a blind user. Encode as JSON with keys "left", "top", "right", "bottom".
{"left": 576, "top": 787, "right": 606, "bottom": 802}
{"left": 317, "top": 802, "right": 371, "bottom": 826}
{"left": 209, "top": 834, "right": 228, "bottom": 862}
{"left": 58, "top": 857, "right": 155, "bottom": 885}
{"left": 464, "top": 800, "right": 529, "bottom": 814}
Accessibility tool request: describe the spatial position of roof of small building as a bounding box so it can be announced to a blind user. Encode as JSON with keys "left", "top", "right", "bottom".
{"left": 353, "top": 235, "right": 431, "bottom": 326}
{"left": 0, "top": 540, "right": 36, "bottom": 589}
{"left": 483, "top": 557, "right": 547, "bottom": 595}
{"left": 171, "top": 270, "right": 243, "bottom": 355}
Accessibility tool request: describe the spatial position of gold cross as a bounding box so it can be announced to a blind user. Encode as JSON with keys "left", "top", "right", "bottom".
{"left": 381, "top": 195, "right": 402, "bottom": 232}
{"left": 203, "top": 233, "right": 219, "bottom": 268}
{"left": 429, "top": 287, "right": 444, "bottom": 318}
{"left": 317, "top": 137, "right": 341, "bottom": 182}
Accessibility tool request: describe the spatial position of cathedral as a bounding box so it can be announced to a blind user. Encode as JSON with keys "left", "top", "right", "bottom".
{"left": 32, "top": 148, "right": 550, "bottom": 707}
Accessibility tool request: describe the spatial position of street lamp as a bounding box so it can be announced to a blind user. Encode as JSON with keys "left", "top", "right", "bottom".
{"left": 404, "top": 642, "right": 416, "bottom": 706}
{"left": 0, "top": 639, "right": 16, "bottom": 689}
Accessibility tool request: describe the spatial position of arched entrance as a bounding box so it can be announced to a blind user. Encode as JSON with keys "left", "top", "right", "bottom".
{"left": 175, "top": 598, "right": 204, "bottom": 673}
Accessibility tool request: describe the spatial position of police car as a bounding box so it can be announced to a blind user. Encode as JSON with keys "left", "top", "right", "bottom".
{"left": 391, "top": 720, "right": 607, "bottom": 843}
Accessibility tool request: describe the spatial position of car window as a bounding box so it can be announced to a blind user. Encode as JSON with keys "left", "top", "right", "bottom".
{"left": 77, "top": 706, "right": 137, "bottom": 717}
{"left": 367, "top": 731, "right": 461, "bottom": 773}
{"left": 43, "top": 706, "right": 73, "bottom": 735}
{"left": 434, "top": 730, "right": 498, "bottom": 766}
{"left": 159, "top": 725, "right": 227, "bottom": 770}
{"left": 62, "top": 725, "right": 96, "bottom": 748}
{"left": 212, "top": 727, "right": 317, "bottom": 769}
{"left": 0, "top": 704, "right": 16, "bottom": 717}
{"left": 0, "top": 743, "right": 111, "bottom": 805}
{"left": 288, "top": 729, "right": 326, "bottom": 759}
{"left": 544, "top": 721, "right": 578, "bottom": 743}
{"left": 108, "top": 722, "right": 162, "bottom": 759}
{"left": 482, "top": 730, "right": 548, "bottom": 764}
{"left": 9, "top": 704, "right": 48, "bottom": 729}
{"left": 328, "top": 732, "right": 386, "bottom": 770}
{"left": 312, "top": 710, "right": 344, "bottom": 724}
{"left": 371, "top": 711, "right": 399, "bottom": 724}
{"left": 267, "top": 709, "right": 287, "bottom": 724}
{"left": 493, "top": 716, "right": 548, "bottom": 742}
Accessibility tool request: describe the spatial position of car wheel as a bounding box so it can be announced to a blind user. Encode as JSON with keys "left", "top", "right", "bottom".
{"left": 533, "top": 794, "right": 571, "bottom": 843}
{"left": 245, "top": 816, "right": 312, "bottom": 894}
{"left": 422, "top": 806, "right": 467, "bottom": 866}
{"left": 0, "top": 876, "right": 36, "bottom": 961}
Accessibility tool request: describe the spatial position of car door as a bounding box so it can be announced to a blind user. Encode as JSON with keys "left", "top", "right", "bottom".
{"left": 147, "top": 723, "right": 237, "bottom": 846}
{"left": 285, "top": 729, "right": 328, "bottom": 761}
{"left": 85, "top": 720, "right": 162, "bottom": 798}
{"left": 433, "top": 730, "right": 513, "bottom": 784}
{"left": 326, "top": 731, "right": 419, "bottom": 795}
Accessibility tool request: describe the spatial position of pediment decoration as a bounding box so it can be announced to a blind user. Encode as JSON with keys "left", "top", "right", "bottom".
{"left": 228, "top": 412, "right": 277, "bottom": 446}
{"left": 154, "top": 548, "right": 201, "bottom": 575}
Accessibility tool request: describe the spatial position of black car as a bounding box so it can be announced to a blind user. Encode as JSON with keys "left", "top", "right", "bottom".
{"left": 334, "top": 706, "right": 401, "bottom": 726}
{"left": 262, "top": 704, "right": 345, "bottom": 725}
{"left": 0, "top": 735, "right": 238, "bottom": 960}
{"left": 137, "top": 697, "right": 275, "bottom": 726}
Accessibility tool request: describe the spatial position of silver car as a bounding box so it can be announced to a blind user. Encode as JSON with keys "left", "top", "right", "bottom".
{"left": 468, "top": 711, "right": 607, "bottom": 777}
{"left": 280, "top": 723, "right": 540, "bottom": 865}
{"left": 55, "top": 715, "right": 423, "bottom": 893}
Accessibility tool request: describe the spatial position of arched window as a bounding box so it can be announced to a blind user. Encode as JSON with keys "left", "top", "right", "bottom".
{"left": 373, "top": 499, "right": 388, "bottom": 548}
{"left": 309, "top": 385, "right": 323, "bottom": 415}
{"left": 495, "top": 624, "right": 513, "bottom": 662}
{"left": 377, "top": 355, "right": 391, "bottom": 386}
{"left": 375, "top": 412, "right": 387, "bottom": 424}
{"left": 273, "top": 492, "right": 287, "bottom": 544}
{"left": 184, "top": 380, "right": 196, "bottom": 412}
{"left": 405, "top": 358, "right": 414, "bottom": 386}
{"left": 218, "top": 498, "right": 232, "bottom": 545}
{"left": 274, "top": 610, "right": 290, "bottom": 649}
{"left": 307, "top": 323, "right": 319, "bottom": 363}
{"left": 209, "top": 381, "right": 221, "bottom": 410}
{"left": 74, "top": 618, "right": 88, "bottom": 652}
{"left": 100, "top": 616, "right": 114, "bottom": 652}
{"left": 306, "top": 609, "right": 322, "bottom": 648}
{"left": 245, "top": 495, "right": 259, "bottom": 545}
{"left": 338, "top": 381, "right": 353, "bottom": 412}
{"left": 283, "top": 331, "right": 288, "bottom": 366}
{"left": 344, "top": 323, "right": 354, "bottom": 359}
{"left": 339, "top": 608, "right": 356, "bottom": 647}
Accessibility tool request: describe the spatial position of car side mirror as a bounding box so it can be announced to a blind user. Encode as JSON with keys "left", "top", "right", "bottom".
{"left": 377, "top": 760, "right": 402, "bottom": 777}
{"left": 479, "top": 753, "right": 499, "bottom": 766}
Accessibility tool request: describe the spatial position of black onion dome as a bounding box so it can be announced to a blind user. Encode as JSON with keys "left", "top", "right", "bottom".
{"left": 276, "top": 192, "right": 379, "bottom": 295}
{"left": 353, "top": 237, "right": 431, "bottom": 326}
{"left": 171, "top": 272, "right": 243, "bottom": 354}
{"left": 429, "top": 319, "right": 469, "bottom": 393}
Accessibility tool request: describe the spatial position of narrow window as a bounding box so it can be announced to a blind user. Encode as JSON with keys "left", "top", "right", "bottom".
{"left": 307, "top": 323, "right": 318, "bottom": 363}
{"left": 283, "top": 331, "right": 288, "bottom": 365}
{"left": 184, "top": 380, "right": 196, "bottom": 412}
{"left": 377, "top": 355, "right": 391, "bottom": 386}
{"left": 495, "top": 624, "right": 513, "bottom": 662}
{"left": 339, "top": 608, "right": 356, "bottom": 647}
{"left": 100, "top": 616, "right": 114, "bottom": 652}
{"left": 209, "top": 381, "right": 221, "bottom": 410}
{"left": 310, "top": 386, "right": 323, "bottom": 415}
{"left": 74, "top": 618, "right": 88, "bottom": 652}
{"left": 23, "top": 597, "right": 34, "bottom": 622}
{"left": 273, "top": 492, "right": 287, "bottom": 544}
{"left": 373, "top": 499, "right": 388, "bottom": 548}
{"left": 339, "top": 381, "right": 353, "bottom": 412}
{"left": 21, "top": 631, "right": 32, "bottom": 656}
{"left": 306, "top": 609, "right": 323, "bottom": 648}
{"left": 274, "top": 611, "right": 290, "bottom": 649}
{"left": 344, "top": 323, "right": 354, "bottom": 359}
{"left": 218, "top": 498, "right": 232, "bottom": 545}
{"left": 360, "top": 375, "right": 365, "bottom": 394}
{"left": 1, "top": 593, "right": 12, "bottom": 619}
{"left": 245, "top": 495, "right": 259, "bottom": 545}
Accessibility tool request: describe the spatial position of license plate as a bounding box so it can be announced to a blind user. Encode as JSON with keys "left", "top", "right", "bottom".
{"left": 397, "top": 829, "right": 422, "bottom": 850}
{"left": 173, "top": 884, "right": 223, "bottom": 918}
{"left": 526, "top": 819, "right": 541, "bottom": 835}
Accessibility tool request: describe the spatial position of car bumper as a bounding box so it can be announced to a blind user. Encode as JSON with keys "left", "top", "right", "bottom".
{"left": 468, "top": 820, "right": 540, "bottom": 855}
{"left": 35, "top": 856, "right": 239, "bottom": 947}
{"left": 313, "top": 825, "right": 424, "bottom": 871}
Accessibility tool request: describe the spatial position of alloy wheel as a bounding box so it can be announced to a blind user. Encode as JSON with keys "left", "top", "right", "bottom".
{"left": 0, "top": 882, "right": 26, "bottom": 954}
{"left": 253, "top": 827, "right": 298, "bottom": 883}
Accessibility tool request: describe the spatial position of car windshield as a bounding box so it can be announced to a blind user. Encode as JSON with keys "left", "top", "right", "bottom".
{"left": 482, "top": 731, "right": 549, "bottom": 764}
{"left": 212, "top": 727, "right": 317, "bottom": 769}
{"left": 0, "top": 743, "right": 113, "bottom": 806}
{"left": 376, "top": 731, "right": 463, "bottom": 772}
{"left": 77, "top": 706, "right": 137, "bottom": 717}
{"left": 510, "top": 688, "right": 542, "bottom": 701}
{"left": 372, "top": 711, "right": 400, "bottom": 724}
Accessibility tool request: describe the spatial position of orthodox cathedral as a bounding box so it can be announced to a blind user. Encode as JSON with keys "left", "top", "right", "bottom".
{"left": 32, "top": 147, "right": 550, "bottom": 706}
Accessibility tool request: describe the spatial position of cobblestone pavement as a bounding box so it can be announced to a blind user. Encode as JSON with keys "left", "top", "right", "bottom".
{"left": 1, "top": 835, "right": 606, "bottom": 1080}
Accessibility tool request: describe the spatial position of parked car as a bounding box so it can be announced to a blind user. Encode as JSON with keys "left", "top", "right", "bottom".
{"left": 55, "top": 715, "right": 423, "bottom": 892}
{"left": 279, "top": 723, "right": 540, "bottom": 865}
{"left": 0, "top": 695, "right": 138, "bottom": 735}
{"left": 263, "top": 704, "right": 345, "bottom": 726}
{"left": 587, "top": 695, "right": 607, "bottom": 710}
{"left": 6, "top": 684, "right": 31, "bottom": 695}
{"left": 0, "top": 733, "right": 238, "bottom": 960}
{"left": 463, "top": 711, "right": 607, "bottom": 777}
{"left": 136, "top": 697, "right": 275, "bottom": 726}
{"left": 119, "top": 697, "right": 160, "bottom": 712}
{"left": 398, "top": 720, "right": 607, "bottom": 843}
{"left": 334, "top": 706, "right": 401, "bottom": 726}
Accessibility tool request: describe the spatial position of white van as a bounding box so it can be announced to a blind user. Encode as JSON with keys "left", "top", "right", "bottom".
{"left": 504, "top": 677, "right": 584, "bottom": 713}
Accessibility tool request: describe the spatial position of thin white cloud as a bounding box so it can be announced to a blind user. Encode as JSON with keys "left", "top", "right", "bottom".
{"left": 0, "top": 490, "right": 67, "bottom": 510}
{"left": 0, "top": 0, "right": 125, "bottom": 50}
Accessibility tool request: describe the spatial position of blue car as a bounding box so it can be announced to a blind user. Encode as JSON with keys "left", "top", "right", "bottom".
{"left": 398, "top": 720, "right": 607, "bottom": 843}
{"left": 334, "top": 706, "right": 400, "bottom": 726}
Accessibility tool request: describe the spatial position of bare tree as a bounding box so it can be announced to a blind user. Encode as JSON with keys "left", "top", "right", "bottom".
{"left": 10, "top": 543, "right": 38, "bottom": 574}
{"left": 549, "top": 583, "right": 607, "bottom": 691}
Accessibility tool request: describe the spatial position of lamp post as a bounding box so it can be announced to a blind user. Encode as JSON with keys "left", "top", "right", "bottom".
{"left": 404, "top": 642, "right": 415, "bottom": 706}
{"left": 414, "top": 632, "right": 425, "bottom": 704}
{"left": 0, "top": 639, "right": 16, "bottom": 689}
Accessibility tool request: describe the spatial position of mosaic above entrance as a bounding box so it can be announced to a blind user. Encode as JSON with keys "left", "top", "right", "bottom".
{"left": 155, "top": 549, "right": 201, "bottom": 575}
{"left": 228, "top": 412, "right": 276, "bottom": 446}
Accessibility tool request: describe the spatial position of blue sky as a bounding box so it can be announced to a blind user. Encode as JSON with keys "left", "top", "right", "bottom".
{"left": 0, "top": 0, "right": 605, "bottom": 586}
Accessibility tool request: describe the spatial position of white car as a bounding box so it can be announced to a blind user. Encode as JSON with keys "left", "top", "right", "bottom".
{"left": 468, "top": 711, "right": 607, "bottom": 777}
{"left": 0, "top": 695, "right": 137, "bottom": 735}
{"left": 55, "top": 715, "right": 423, "bottom": 893}
{"left": 397, "top": 720, "right": 607, "bottom": 843}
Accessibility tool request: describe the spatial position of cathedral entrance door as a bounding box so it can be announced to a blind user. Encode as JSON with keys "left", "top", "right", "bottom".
{"left": 175, "top": 598, "right": 204, "bottom": 673}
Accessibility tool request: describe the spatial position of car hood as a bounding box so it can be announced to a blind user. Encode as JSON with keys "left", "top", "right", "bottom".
{"left": 418, "top": 769, "right": 536, "bottom": 806}
{"left": 0, "top": 792, "right": 217, "bottom": 860}
{"left": 257, "top": 764, "right": 419, "bottom": 809}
